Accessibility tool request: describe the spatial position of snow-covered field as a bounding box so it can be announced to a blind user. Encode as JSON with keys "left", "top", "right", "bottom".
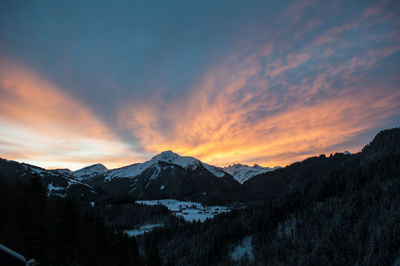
{"left": 136, "top": 199, "right": 231, "bottom": 222}
{"left": 123, "top": 224, "right": 164, "bottom": 237}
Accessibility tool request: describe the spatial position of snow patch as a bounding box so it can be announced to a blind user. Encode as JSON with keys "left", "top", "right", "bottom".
{"left": 231, "top": 236, "right": 254, "bottom": 262}
{"left": 149, "top": 164, "right": 161, "bottom": 180}
{"left": 66, "top": 178, "right": 95, "bottom": 192}
{"left": 123, "top": 224, "right": 163, "bottom": 237}
{"left": 47, "top": 183, "right": 65, "bottom": 197}
{"left": 0, "top": 243, "right": 27, "bottom": 264}
{"left": 276, "top": 217, "right": 297, "bottom": 239}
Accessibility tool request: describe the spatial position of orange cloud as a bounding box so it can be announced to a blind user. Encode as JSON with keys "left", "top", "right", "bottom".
{"left": 0, "top": 59, "right": 139, "bottom": 170}
{"left": 117, "top": 8, "right": 400, "bottom": 167}
{"left": 118, "top": 69, "right": 400, "bottom": 167}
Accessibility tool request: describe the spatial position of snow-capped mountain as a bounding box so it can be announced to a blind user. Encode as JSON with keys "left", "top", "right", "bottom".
{"left": 105, "top": 151, "right": 225, "bottom": 181}
{"left": 79, "top": 151, "right": 240, "bottom": 201}
{"left": 74, "top": 163, "right": 108, "bottom": 180}
{"left": 223, "top": 164, "right": 279, "bottom": 184}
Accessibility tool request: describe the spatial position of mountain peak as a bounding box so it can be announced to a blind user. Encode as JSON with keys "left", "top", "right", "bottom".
{"left": 223, "top": 164, "right": 278, "bottom": 184}
{"left": 151, "top": 150, "right": 200, "bottom": 168}
{"left": 76, "top": 163, "right": 107, "bottom": 171}
{"left": 159, "top": 150, "right": 175, "bottom": 155}
{"left": 74, "top": 163, "right": 108, "bottom": 178}
{"left": 153, "top": 150, "right": 180, "bottom": 160}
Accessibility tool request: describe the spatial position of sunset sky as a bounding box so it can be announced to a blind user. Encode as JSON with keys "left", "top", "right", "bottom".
{"left": 0, "top": 0, "right": 399, "bottom": 170}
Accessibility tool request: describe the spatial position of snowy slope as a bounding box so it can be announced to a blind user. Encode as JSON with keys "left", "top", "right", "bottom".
{"left": 105, "top": 151, "right": 226, "bottom": 181}
{"left": 223, "top": 164, "right": 279, "bottom": 184}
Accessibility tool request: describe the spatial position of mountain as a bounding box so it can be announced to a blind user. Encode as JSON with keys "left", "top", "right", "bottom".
{"left": 84, "top": 151, "right": 240, "bottom": 203}
{"left": 223, "top": 163, "right": 280, "bottom": 184}
{"left": 74, "top": 163, "right": 108, "bottom": 181}
{"left": 104, "top": 151, "right": 226, "bottom": 181}
{"left": 0, "top": 151, "right": 241, "bottom": 204}
{"left": 0, "top": 159, "right": 97, "bottom": 202}
{"left": 0, "top": 149, "right": 355, "bottom": 204}
{"left": 241, "top": 152, "right": 351, "bottom": 200}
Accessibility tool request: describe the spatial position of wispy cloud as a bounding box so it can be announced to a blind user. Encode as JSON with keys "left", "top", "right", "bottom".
{"left": 117, "top": 1, "right": 400, "bottom": 167}
{"left": 0, "top": 59, "right": 139, "bottom": 169}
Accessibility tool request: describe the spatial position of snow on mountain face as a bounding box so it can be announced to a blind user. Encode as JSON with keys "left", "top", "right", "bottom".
{"left": 74, "top": 163, "right": 108, "bottom": 179}
{"left": 223, "top": 164, "right": 279, "bottom": 184}
{"left": 105, "top": 151, "right": 226, "bottom": 181}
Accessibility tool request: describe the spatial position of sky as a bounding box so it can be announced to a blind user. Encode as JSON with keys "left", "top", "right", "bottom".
{"left": 0, "top": 0, "right": 399, "bottom": 170}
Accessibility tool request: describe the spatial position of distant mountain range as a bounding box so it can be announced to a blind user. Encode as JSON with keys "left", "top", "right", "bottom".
{"left": 0, "top": 147, "right": 354, "bottom": 205}
{"left": 69, "top": 150, "right": 277, "bottom": 184}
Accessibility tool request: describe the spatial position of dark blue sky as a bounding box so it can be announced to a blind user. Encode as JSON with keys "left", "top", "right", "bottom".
{"left": 0, "top": 0, "right": 399, "bottom": 169}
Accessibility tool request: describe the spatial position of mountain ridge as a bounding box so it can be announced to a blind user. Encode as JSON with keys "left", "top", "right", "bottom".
{"left": 41, "top": 150, "right": 279, "bottom": 184}
{"left": 223, "top": 163, "right": 281, "bottom": 184}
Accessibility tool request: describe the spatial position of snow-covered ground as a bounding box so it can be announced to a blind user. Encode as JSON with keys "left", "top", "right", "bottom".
{"left": 136, "top": 199, "right": 231, "bottom": 222}
{"left": 123, "top": 223, "right": 164, "bottom": 237}
{"left": 231, "top": 236, "right": 254, "bottom": 262}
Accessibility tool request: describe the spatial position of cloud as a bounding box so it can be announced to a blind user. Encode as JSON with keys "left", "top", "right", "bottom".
{"left": 117, "top": 2, "right": 400, "bottom": 167}
{"left": 1, "top": 1, "right": 399, "bottom": 169}
{"left": 0, "top": 59, "right": 139, "bottom": 169}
